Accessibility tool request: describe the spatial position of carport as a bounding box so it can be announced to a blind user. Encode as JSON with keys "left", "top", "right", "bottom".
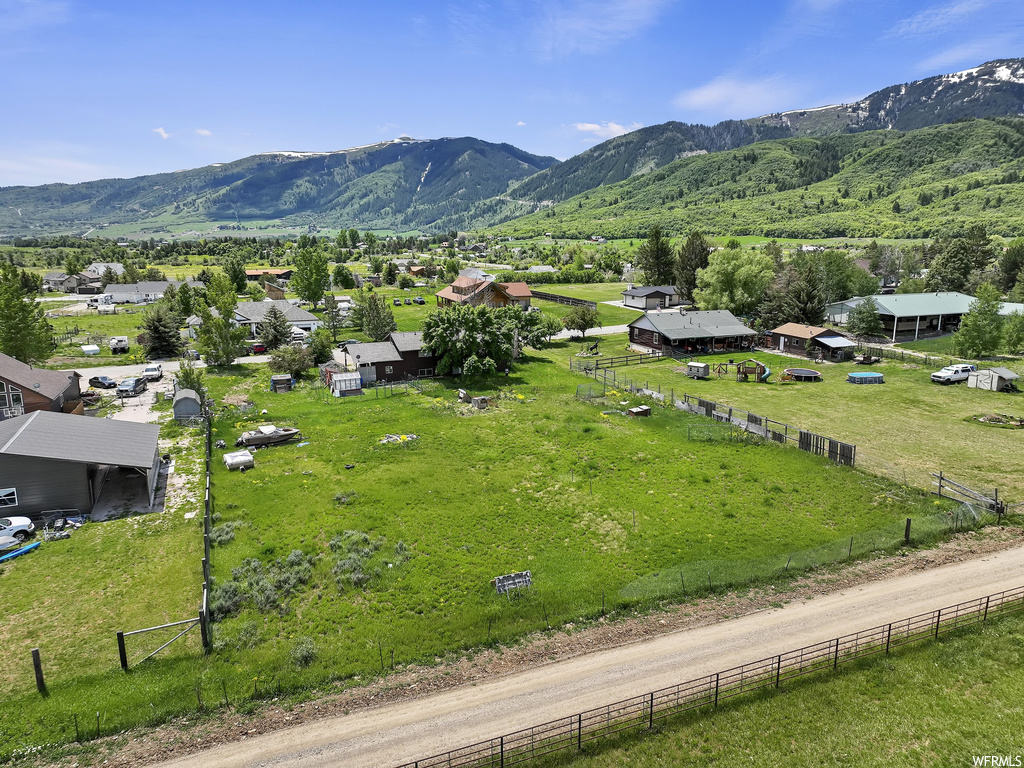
{"left": 0, "top": 411, "right": 161, "bottom": 519}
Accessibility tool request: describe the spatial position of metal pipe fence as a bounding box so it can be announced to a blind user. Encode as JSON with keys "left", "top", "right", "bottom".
{"left": 395, "top": 585, "right": 1024, "bottom": 768}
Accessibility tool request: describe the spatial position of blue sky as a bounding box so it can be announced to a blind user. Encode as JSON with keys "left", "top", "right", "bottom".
{"left": 2, "top": 0, "right": 1023, "bottom": 186}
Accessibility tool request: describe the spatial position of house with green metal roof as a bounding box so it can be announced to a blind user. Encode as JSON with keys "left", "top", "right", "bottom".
{"left": 825, "top": 292, "right": 1024, "bottom": 341}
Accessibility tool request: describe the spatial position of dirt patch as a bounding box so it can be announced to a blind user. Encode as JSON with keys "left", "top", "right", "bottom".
{"left": 40, "top": 524, "right": 1024, "bottom": 768}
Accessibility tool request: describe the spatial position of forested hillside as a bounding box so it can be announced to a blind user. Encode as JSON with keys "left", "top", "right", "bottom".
{"left": 491, "top": 118, "right": 1024, "bottom": 240}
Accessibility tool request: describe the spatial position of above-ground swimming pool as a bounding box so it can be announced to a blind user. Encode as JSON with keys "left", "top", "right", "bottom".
{"left": 784, "top": 367, "right": 822, "bottom": 382}
{"left": 847, "top": 371, "right": 884, "bottom": 384}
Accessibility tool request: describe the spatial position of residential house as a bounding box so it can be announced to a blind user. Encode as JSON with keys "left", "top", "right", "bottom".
{"left": 408, "top": 265, "right": 427, "bottom": 278}
{"left": 245, "top": 268, "right": 294, "bottom": 282}
{"left": 435, "top": 276, "right": 532, "bottom": 309}
{"left": 627, "top": 310, "right": 756, "bottom": 355}
{"left": 232, "top": 300, "right": 322, "bottom": 337}
{"left": 825, "top": 292, "right": 1024, "bottom": 342}
{"left": 106, "top": 280, "right": 202, "bottom": 304}
{"left": 770, "top": 323, "right": 857, "bottom": 361}
{"left": 82, "top": 262, "right": 126, "bottom": 281}
{"left": 0, "top": 410, "right": 161, "bottom": 517}
{"left": 347, "top": 331, "right": 439, "bottom": 384}
{"left": 622, "top": 285, "right": 681, "bottom": 311}
{"left": 0, "top": 353, "right": 82, "bottom": 421}
{"left": 264, "top": 280, "right": 287, "bottom": 300}
{"left": 526, "top": 265, "right": 558, "bottom": 275}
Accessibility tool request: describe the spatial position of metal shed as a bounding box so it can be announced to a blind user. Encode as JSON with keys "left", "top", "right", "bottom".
{"left": 967, "top": 367, "right": 1020, "bottom": 392}
{"left": 0, "top": 411, "right": 161, "bottom": 518}
{"left": 172, "top": 388, "right": 203, "bottom": 421}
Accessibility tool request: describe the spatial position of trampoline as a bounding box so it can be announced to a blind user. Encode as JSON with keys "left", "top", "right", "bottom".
{"left": 847, "top": 371, "right": 884, "bottom": 384}
{"left": 784, "top": 367, "right": 822, "bottom": 382}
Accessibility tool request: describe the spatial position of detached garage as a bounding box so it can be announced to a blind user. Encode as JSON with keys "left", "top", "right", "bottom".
{"left": 0, "top": 411, "right": 161, "bottom": 519}
{"left": 967, "top": 367, "right": 1020, "bottom": 392}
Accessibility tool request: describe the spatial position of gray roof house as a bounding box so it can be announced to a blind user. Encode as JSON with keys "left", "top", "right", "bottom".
{"left": 0, "top": 353, "right": 82, "bottom": 421}
{"left": 826, "top": 292, "right": 1024, "bottom": 341}
{"left": 83, "top": 262, "right": 126, "bottom": 279}
{"left": 622, "top": 285, "right": 681, "bottom": 310}
{"left": 232, "top": 300, "right": 322, "bottom": 335}
{"left": 106, "top": 280, "right": 202, "bottom": 304}
{"left": 0, "top": 410, "right": 161, "bottom": 517}
{"left": 628, "top": 309, "right": 757, "bottom": 354}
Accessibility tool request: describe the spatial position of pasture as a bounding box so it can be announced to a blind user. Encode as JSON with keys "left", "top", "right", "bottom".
{"left": 0, "top": 346, "right": 948, "bottom": 757}
{"left": 555, "top": 341, "right": 1024, "bottom": 498}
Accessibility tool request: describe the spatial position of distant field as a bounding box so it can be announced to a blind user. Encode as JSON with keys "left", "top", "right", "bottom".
{"left": 558, "top": 341, "right": 1024, "bottom": 497}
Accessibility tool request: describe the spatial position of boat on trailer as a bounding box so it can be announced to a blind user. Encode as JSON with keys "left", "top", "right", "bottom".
{"left": 235, "top": 424, "right": 302, "bottom": 447}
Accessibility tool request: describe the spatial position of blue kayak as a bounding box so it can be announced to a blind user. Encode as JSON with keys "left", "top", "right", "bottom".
{"left": 0, "top": 541, "right": 40, "bottom": 563}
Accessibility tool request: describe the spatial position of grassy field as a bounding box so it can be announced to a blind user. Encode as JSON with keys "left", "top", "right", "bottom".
{"left": 562, "top": 340, "right": 1024, "bottom": 498}
{"left": 533, "top": 610, "right": 1024, "bottom": 768}
{"left": 0, "top": 344, "right": 951, "bottom": 758}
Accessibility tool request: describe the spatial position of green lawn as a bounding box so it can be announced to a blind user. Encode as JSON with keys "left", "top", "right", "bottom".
{"left": 533, "top": 610, "right": 1024, "bottom": 768}
{"left": 0, "top": 344, "right": 982, "bottom": 759}
{"left": 563, "top": 341, "right": 1024, "bottom": 498}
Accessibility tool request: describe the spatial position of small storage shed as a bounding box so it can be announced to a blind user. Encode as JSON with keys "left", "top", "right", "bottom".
{"left": 967, "top": 367, "right": 1020, "bottom": 392}
{"left": 172, "top": 388, "right": 202, "bottom": 421}
{"left": 686, "top": 361, "right": 709, "bottom": 379}
{"left": 270, "top": 374, "right": 293, "bottom": 393}
{"left": 329, "top": 371, "right": 363, "bottom": 397}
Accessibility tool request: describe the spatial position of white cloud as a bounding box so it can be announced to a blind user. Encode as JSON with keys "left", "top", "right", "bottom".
{"left": 376, "top": 122, "right": 400, "bottom": 134}
{"left": 0, "top": 152, "right": 110, "bottom": 186}
{"left": 195, "top": 128, "right": 212, "bottom": 136}
{"left": 0, "top": 0, "right": 69, "bottom": 34}
{"left": 674, "top": 74, "right": 804, "bottom": 120}
{"left": 516, "top": 120, "right": 526, "bottom": 126}
{"left": 153, "top": 127, "right": 170, "bottom": 140}
{"left": 890, "top": 0, "right": 996, "bottom": 38}
{"left": 533, "top": 0, "right": 674, "bottom": 59}
{"left": 916, "top": 36, "right": 1013, "bottom": 72}
{"left": 573, "top": 121, "right": 643, "bottom": 140}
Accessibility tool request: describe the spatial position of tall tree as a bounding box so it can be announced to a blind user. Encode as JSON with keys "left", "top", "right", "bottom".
{"left": 383, "top": 261, "right": 398, "bottom": 286}
{"left": 223, "top": 251, "right": 248, "bottom": 293}
{"left": 953, "top": 283, "right": 1004, "bottom": 358}
{"left": 291, "top": 248, "right": 330, "bottom": 308}
{"left": 925, "top": 243, "right": 975, "bottom": 292}
{"left": 322, "top": 298, "right": 345, "bottom": 342}
{"left": 562, "top": 306, "right": 601, "bottom": 338}
{"left": 845, "top": 297, "right": 885, "bottom": 339}
{"left": 195, "top": 273, "right": 246, "bottom": 366}
{"left": 353, "top": 292, "right": 397, "bottom": 341}
{"left": 259, "top": 305, "right": 292, "bottom": 350}
{"left": 141, "top": 303, "right": 183, "bottom": 359}
{"left": 0, "top": 264, "right": 52, "bottom": 363}
{"left": 996, "top": 238, "right": 1024, "bottom": 292}
{"left": 693, "top": 247, "right": 775, "bottom": 316}
{"left": 333, "top": 264, "right": 355, "bottom": 289}
{"left": 1003, "top": 311, "right": 1024, "bottom": 354}
{"left": 674, "top": 231, "right": 712, "bottom": 300}
{"left": 635, "top": 225, "right": 674, "bottom": 286}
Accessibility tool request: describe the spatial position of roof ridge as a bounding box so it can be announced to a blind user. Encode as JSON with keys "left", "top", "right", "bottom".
{"left": 0, "top": 411, "right": 37, "bottom": 454}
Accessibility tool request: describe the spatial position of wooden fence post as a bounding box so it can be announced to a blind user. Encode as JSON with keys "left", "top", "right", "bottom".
{"left": 32, "top": 648, "right": 45, "bottom": 694}
{"left": 117, "top": 631, "right": 128, "bottom": 671}
{"left": 904, "top": 518, "right": 912, "bottom": 545}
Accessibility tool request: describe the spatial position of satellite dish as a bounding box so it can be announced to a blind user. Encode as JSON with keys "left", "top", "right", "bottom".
{"left": 33, "top": 383, "right": 41, "bottom": 389}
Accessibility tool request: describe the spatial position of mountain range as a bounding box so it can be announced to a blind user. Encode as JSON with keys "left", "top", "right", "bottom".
{"left": 2, "top": 58, "right": 1023, "bottom": 239}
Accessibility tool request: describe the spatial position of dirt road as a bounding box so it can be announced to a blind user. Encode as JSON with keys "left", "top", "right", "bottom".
{"left": 149, "top": 544, "right": 1024, "bottom": 768}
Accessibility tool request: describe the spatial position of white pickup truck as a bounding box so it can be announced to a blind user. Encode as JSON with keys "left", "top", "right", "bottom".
{"left": 142, "top": 364, "right": 163, "bottom": 381}
{"left": 930, "top": 363, "right": 977, "bottom": 384}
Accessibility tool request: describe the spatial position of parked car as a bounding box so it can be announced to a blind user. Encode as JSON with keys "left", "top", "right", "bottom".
{"left": 183, "top": 349, "right": 201, "bottom": 360}
{"left": 251, "top": 343, "right": 267, "bottom": 354}
{"left": 393, "top": 298, "right": 402, "bottom": 306}
{"left": 117, "top": 377, "right": 147, "bottom": 396}
{"left": 404, "top": 298, "right": 412, "bottom": 305}
{"left": 142, "top": 364, "right": 163, "bottom": 381}
{"left": 88, "top": 375, "right": 117, "bottom": 389}
{"left": 930, "top": 364, "right": 977, "bottom": 384}
{"left": 0, "top": 516, "right": 35, "bottom": 542}
{"left": 413, "top": 296, "right": 426, "bottom": 305}
{"left": 338, "top": 339, "right": 361, "bottom": 349}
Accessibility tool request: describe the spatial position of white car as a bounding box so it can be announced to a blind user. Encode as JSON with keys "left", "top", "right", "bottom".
{"left": 142, "top": 364, "right": 163, "bottom": 381}
{"left": 0, "top": 516, "right": 35, "bottom": 542}
{"left": 930, "top": 364, "right": 977, "bottom": 384}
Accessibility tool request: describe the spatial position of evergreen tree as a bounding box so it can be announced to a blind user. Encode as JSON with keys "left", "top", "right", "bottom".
{"left": 636, "top": 225, "right": 674, "bottom": 286}
{"left": 845, "top": 297, "right": 885, "bottom": 339}
{"left": 358, "top": 292, "right": 397, "bottom": 341}
{"left": 333, "top": 264, "right": 355, "bottom": 289}
{"left": 996, "top": 238, "right": 1024, "bottom": 292}
{"left": 674, "top": 231, "right": 712, "bottom": 300}
{"left": 259, "top": 305, "right": 292, "bottom": 350}
{"left": 0, "top": 264, "right": 52, "bottom": 363}
{"left": 383, "top": 261, "right": 398, "bottom": 285}
{"left": 953, "top": 283, "right": 1004, "bottom": 358}
{"left": 323, "top": 298, "right": 344, "bottom": 342}
{"left": 141, "top": 303, "right": 183, "bottom": 359}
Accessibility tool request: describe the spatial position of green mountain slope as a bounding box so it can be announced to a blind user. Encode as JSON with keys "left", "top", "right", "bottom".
{"left": 0, "top": 137, "right": 557, "bottom": 235}
{"left": 490, "top": 118, "right": 1024, "bottom": 240}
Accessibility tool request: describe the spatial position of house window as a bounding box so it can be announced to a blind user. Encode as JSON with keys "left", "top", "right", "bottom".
{"left": 419, "top": 368, "right": 433, "bottom": 377}
{"left": 653, "top": 333, "right": 660, "bottom": 345}
{"left": 633, "top": 327, "right": 640, "bottom": 339}
{"left": 0, "top": 488, "right": 16, "bottom": 507}
{"left": 385, "top": 366, "right": 394, "bottom": 374}
{"left": 10, "top": 387, "right": 22, "bottom": 407}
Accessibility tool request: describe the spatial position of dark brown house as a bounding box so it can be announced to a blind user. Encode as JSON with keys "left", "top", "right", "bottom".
{"left": 348, "top": 331, "right": 439, "bottom": 384}
{"left": 770, "top": 323, "right": 856, "bottom": 361}
{"left": 627, "top": 310, "right": 756, "bottom": 354}
{"left": 0, "top": 353, "right": 82, "bottom": 421}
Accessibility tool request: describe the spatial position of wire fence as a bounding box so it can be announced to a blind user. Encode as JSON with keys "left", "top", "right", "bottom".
{"left": 394, "top": 584, "right": 1024, "bottom": 768}
{"left": 855, "top": 343, "right": 969, "bottom": 370}
{"left": 532, "top": 290, "right": 597, "bottom": 309}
